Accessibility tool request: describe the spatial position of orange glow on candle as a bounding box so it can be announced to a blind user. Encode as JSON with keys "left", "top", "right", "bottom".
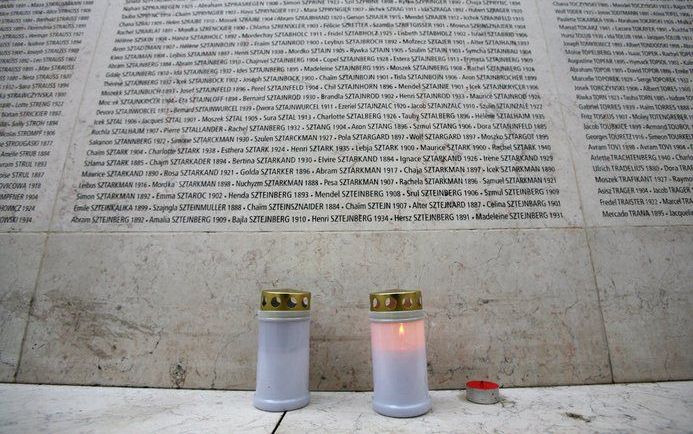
{"left": 371, "top": 319, "right": 425, "bottom": 352}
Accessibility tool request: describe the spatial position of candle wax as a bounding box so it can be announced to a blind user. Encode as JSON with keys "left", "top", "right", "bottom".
{"left": 254, "top": 317, "right": 310, "bottom": 412}
{"left": 370, "top": 319, "right": 431, "bottom": 417}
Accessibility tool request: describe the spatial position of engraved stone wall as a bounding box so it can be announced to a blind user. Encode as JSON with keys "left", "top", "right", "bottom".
{"left": 1, "top": 0, "right": 691, "bottom": 389}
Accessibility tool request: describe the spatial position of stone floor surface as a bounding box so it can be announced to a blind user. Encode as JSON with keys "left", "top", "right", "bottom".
{"left": 0, "top": 382, "right": 690, "bottom": 433}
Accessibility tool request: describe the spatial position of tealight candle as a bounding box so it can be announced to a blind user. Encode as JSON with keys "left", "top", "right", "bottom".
{"left": 254, "top": 289, "right": 311, "bottom": 412}
{"left": 466, "top": 380, "right": 500, "bottom": 404}
{"left": 369, "top": 290, "right": 432, "bottom": 418}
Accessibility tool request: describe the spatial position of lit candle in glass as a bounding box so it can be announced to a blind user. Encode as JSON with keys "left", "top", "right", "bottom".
{"left": 254, "top": 289, "right": 311, "bottom": 412}
{"left": 370, "top": 290, "right": 431, "bottom": 418}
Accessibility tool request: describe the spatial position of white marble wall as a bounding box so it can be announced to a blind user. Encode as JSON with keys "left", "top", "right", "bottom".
{"left": 6, "top": 227, "right": 687, "bottom": 390}
{"left": 14, "top": 230, "right": 613, "bottom": 390}
{"left": 0, "top": 1, "right": 691, "bottom": 390}
{"left": 0, "top": 235, "right": 45, "bottom": 381}
{"left": 588, "top": 227, "right": 693, "bottom": 382}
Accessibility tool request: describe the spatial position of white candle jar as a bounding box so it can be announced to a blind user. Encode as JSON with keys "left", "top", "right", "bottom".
{"left": 254, "top": 289, "right": 311, "bottom": 412}
{"left": 370, "top": 290, "right": 432, "bottom": 418}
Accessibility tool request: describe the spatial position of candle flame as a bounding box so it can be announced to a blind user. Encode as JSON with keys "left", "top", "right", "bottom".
{"left": 398, "top": 323, "right": 404, "bottom": 336}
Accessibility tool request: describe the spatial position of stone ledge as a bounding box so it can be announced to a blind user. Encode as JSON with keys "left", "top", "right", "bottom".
{"left": 1, "top": 382, "right": 690, "bottom": 433}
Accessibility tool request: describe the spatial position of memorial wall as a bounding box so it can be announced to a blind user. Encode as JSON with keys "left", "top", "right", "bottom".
{"left": 0, "top": 0, "right": 691, "bottom": 390}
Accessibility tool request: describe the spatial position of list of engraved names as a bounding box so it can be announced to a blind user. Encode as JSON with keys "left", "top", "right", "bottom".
{"left": 553, "top": 0, "right": 692, "bottom": 221}
{"left": 66, "top": 0, "right": 569, "bottom": 230}
{"left": 0, "top": 0, "right": 93, "bottom": 226}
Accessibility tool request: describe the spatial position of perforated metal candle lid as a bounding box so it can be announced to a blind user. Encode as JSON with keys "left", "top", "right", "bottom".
{"left": 370, "top": 290, "right": 423, "bottom": 312}
{"left": 260, "top": 289, "right": 311, "bottom": 311}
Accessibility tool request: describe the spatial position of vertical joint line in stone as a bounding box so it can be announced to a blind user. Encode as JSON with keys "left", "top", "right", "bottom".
{"left": 583, "top": 229, "right": 616, "bottom": 383}
{"left": 14, "top": 234, "right": 49, "bottom": 382}
{"left": 529, "top": 0, "right": 615, "bottom": 383}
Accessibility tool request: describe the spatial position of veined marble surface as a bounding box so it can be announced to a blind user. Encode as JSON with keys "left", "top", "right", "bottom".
{"left": 0, "top": 382, "right": 690, "bottom": 433}
{"left": 279, "top": 382, "right": 693, "bottom": 434}
{"left": 17, "top": 230, "right": 610, "bottom": 390}
{"left": 0, "top": 234, "right": 45, "bottom": 381}
{"left": 0, "top": 385, "right": 279, "bottom": 434}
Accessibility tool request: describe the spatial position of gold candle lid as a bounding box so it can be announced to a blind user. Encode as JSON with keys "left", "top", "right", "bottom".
{"left": 260, "top": 289, "right": 311, "bottom": 311}
{"left": 370, "top": 290, "right": 423, "bottom": 312}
